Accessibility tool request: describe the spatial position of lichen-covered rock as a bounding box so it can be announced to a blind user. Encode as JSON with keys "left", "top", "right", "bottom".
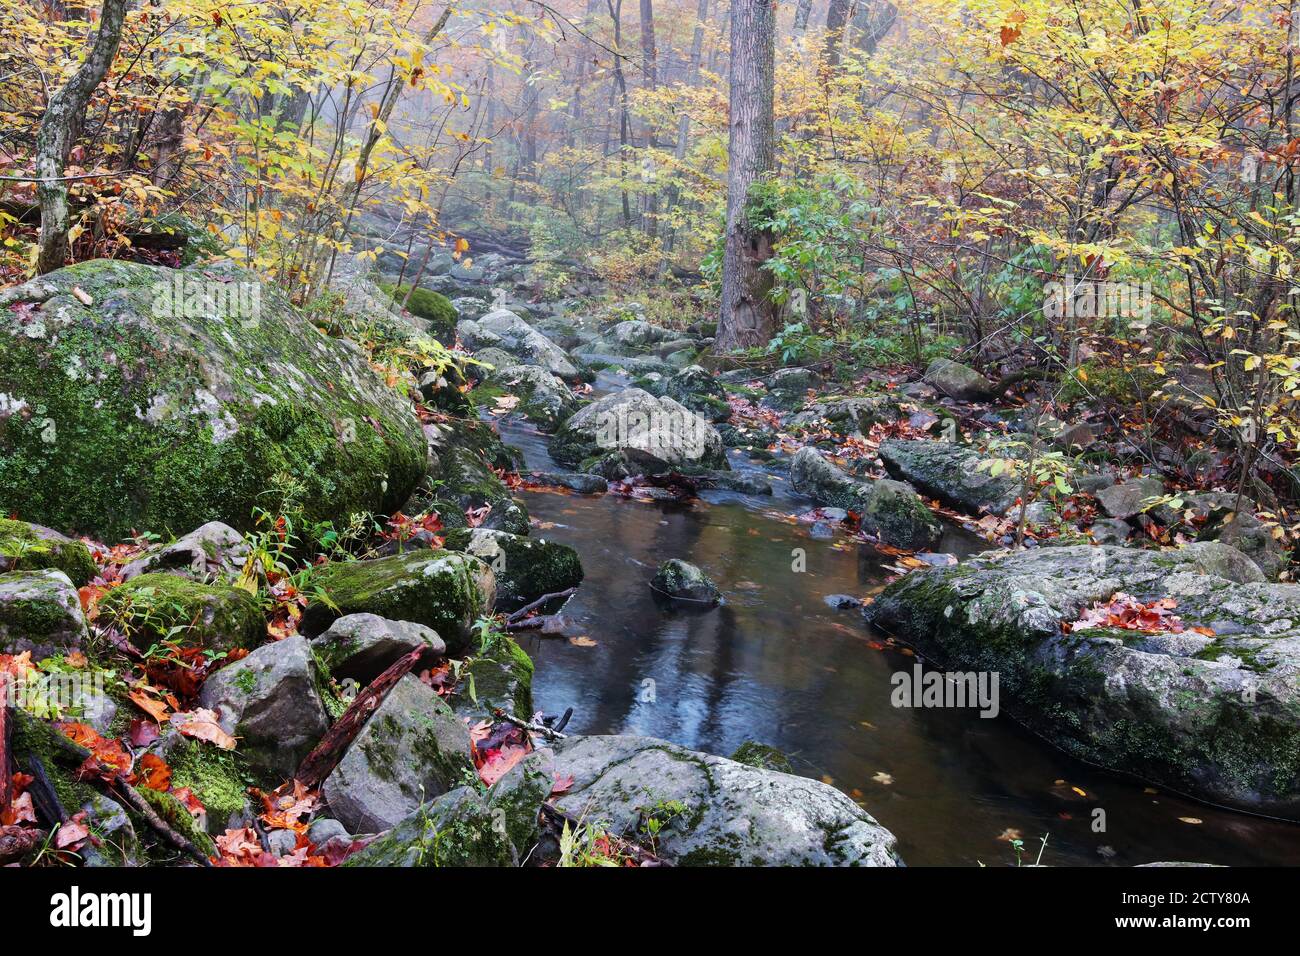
{"left": 923, "top": 358, "right": 993, "bottom": 400}
{"left": 790, "top": 447, "right": 941, "bottom": 551}
{"left": 0, "top": 569, "right": 89, "bottom": 657}
{"left": 879, "top": 439, "right": 1018, "bottom": 515}
{"left": 761, "top": 367, "right": 823, "bottom": 410}
{"left": 196, "top": 635, "right": 330, "bottom": 781}
{"left": 322, "top": 674, "right": 475, "bottom": 832}
{"left": 538, "top": 735, "right": 902, "bottom": 866}
{"left": 788, "top": 395, "right": 902, "bottom": 437}
{"left": 301, "top": 550, "right": 495, "bottom": 657}
{"left": 343, "top": 786, "right": 518, "bottom": 867}
{"left": 448, "top": 635, "right": 534, "bottom": 724}
{"left": 730, "top": 741, "right": 794, "bottom": 774}
{"left": 0, "top": 259, "right": 426, "bottom": 541}
{"left": 1153, "top": 492, "right": 1287, "bottom": 580}
{"left": 0, "top": 518, "right": 96, "bottom": 586}
{"left": 457, "top": 309, "right": 582, "bottom": 382}
{"left": 865, "top": 544, "right": 1300, "bottom": 818}
{"left": 1096, "top": 475, "right": 1167, "bottom": 520}
{"left": 311, "top": 613, "right": 446, "bottom": 684}
{"left": 121, "top": 521, "right": 249, "bottom": 583}
{"left": 157, "top": 734, "right": 253, "bottom": 833}
{"left": 650, "top": 559, "right": 721, "bottom": 605}
{"left": 551, "top": 388, "right": 727, "bottom": 477}
{"left": 97, "top": 572, "right": 263, "bottom": 652}
{"left": 443, "top": 527, "right": 583, "bottom": 610}
{"left": 486, "top": 363, "right": 576, "bottom": 431}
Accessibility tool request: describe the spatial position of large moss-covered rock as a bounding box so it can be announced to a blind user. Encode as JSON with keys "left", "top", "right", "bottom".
{"left": 537, "top": 735, "right": 902, "bottom": 866}
{"left": 322, "top": 674, "right": 475, "bottom": 832}
{"left": 97, "top": 572, "right": 263, "bottom": 652}
{"left": 0, "top": 259, "right": 426, "bottom": 541}
{"left": 865, "top": 544, "right": 1300, "bottom": 818}
{"left": 343, "top": 786, "right": 519, "bottom": 867}
{"left": 448, "top": 635, "right": 534, "bottom": 723}
{"left": 301, "top": 550, "right": 495, "bottom": 657}
{"left": 790, "top": 447, "right": 941, "bottom": 551}
{"left": 444, "top": 528, "right": 582, "bottom": 610}
{"left": 0, "top": 518, "right": 96, "bottom": 586}
{"left": 0, "top": 568, "right": 89, "bottom": 657}
{"left": 879, "top": 439, "right": 1019, "bottom": 515}
{"left": 486, "top": 363, "right": 577, "bottom": 432}
{"left": 380, "top": 283, "right": 457, "bottom": 343}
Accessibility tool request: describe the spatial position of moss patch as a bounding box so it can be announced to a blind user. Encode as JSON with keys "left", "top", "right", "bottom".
{"left": 97, "top": 572, "right": 263, "bottom": 652}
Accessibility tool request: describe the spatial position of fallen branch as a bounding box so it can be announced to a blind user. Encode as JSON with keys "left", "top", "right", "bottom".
{"left": 295, "top": 646, "right": 423, "bottom": 789}
{"left": 0, "top": 676, "right": 11, "bottom": 818}
{"left": 494, "top": 709, "right": 568, "bottom": 742}
{"left": 506, "top": 587, "right": 578, "bottom": 625}
{"left": 111, "top": 779, "right": 212, "bottom": 867}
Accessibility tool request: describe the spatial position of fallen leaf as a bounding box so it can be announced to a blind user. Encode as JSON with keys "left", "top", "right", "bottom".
{"left": 172, "top": 708, "right": 237, "bottom": 750}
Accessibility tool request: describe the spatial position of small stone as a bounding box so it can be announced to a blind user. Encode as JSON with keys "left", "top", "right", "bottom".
{"left": 650, "top": 559, "right": 721, "bottom": 606}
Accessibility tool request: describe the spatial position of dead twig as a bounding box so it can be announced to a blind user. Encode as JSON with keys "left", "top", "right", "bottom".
{"left": 505, "top": 587, "right": 578, "bottom": 625}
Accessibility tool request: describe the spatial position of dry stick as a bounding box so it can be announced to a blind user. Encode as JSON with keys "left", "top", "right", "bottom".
{"left": 110, "top": 779, "right": 212, "bottom": 867}
{"left": 494, "top": 709, "right": 567, "bottom": 742}
{"left": 505, "top": 588, "right": 578, "bottom": 625}
{"left": 295, "top": 646, "right": 424, "bottom": 790}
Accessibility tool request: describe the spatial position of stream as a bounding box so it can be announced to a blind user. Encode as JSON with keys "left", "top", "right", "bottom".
{"left": 494, "top": 375, "right": 1300, "bottom": 867}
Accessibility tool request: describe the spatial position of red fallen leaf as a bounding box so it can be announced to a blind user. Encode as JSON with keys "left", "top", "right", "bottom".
{"left": 254, "top": 780, "right": 318, "bottom": 832}
{"left": 550, "top": 773, "right": 575, "bottom": 796}
{"left": 171, "top": 787, "right": 207, "bottom": 817}
{"left": 213, "top": 827, "right": 276, "bottom": 867}
{"left": 478, "top": 744, "right": 529, "bottom": 787}
{"left": 132, "top": 753, "right": 172, "bottom": 792}
{"left": 58, "top": 722, "right": 132, "bottom": 781}
{"left": 129, "top": 718, "right": 161, "bottom": 748}
{"left": 171, "top": 708, "right": 237, "bottom": 750}
{"left": 128, "top": 689, "right": 171, "bottom": 724}
{"left": 1067, "top": 593, "right": 1189, "bottom": 634}
{"left": 2, "top": 790, "right": 36, "bottom": 826}
{"left": 55, "top": 814, "right": 90, "bottom": 850}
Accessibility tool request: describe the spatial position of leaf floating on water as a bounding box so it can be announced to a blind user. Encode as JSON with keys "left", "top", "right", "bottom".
{"left": 568, "top": 635, "right": 598, "bottom": 647}
{"left": 872, "top": 771, "right": 894, "bottom": 785}
{"left": 996, "top": 828, "right": 1022, "bottom": 842}
{"left": 1178, "top": 817, "right": 1203, "bottom": 825}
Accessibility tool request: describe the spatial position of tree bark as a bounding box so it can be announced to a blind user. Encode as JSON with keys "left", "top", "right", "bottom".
{"left": 794, "top": 0, "right": 813, "bottom": 35}
{"left": 35, "top": 0, "right": 131, "bottom": 274}
{"left": 715, "top": 0, "right": 776, "bottom": 352}
{"left": 824, "top": 0, "right": 851, "bottom": 70}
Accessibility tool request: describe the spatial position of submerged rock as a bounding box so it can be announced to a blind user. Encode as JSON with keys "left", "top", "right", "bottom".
{"left": 443, "top": 527, "right": 583, "bottom": 611}
{"left": 865, "top": 544, "right": 1300, "bottom": 818}
{"left": 0, "top": 569, "right": 88, "bottom": 657}
{"left": 0, "top": 518, "right": 97, "bottom": 586}
{"left": 534, "top": 735, "right": 902, "bottom": 866}
{"left": 322, "top": 674, "right": 475, "bottom": 833}
{"left": 790, "top": 447, "right": 941, "bottom": 550}
{"left": 197, "top": 635, "right": 330, "bottom": 780}
{"left": 311, "top": 613, "right": 446, "bottom": 684}
{"left": 301, "top": 550, "right": 496, "bottom": 656}
{"left": 879, "top": 439, "right": 1019, "bottom": 515}
{"left": 650, "top": 559, "right": 721, "bottom": 605}
{"left": 0, "top": 260, "right": 426, "bottom": 541}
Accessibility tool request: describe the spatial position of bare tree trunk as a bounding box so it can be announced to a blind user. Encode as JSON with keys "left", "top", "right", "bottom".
{"left": 794, "top": 0, "right": 813, "bottom": 35}
{"left": 715, "top": 0, "right": 776, "bottom": 352}
{"left": 639, "top": 0, "right": 659, "bottom": 237}
{"left": 35, "top": 0, "right": 131, "bottom": 274}
{"left": 824, "top": 0, "right": 851, "bottom": 71}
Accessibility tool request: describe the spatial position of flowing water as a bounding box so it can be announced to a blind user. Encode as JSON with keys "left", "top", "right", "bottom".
{"left": 493, "top": 377, "right": 1300, "bottom": 867}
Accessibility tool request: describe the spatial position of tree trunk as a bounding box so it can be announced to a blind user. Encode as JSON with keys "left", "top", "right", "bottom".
{"left": 639, "top": 0, "right": 659, "bottom": 237}
{"left": 715, "top": 0, "right": 776, "bottom": 352}
{"left": 794, "top": 0, "right": 813, "bottom": 35}
{"left": 824, "top": 0, "right": 851, "bottom": 71}
{"left": 35, "top": 0, "right": 131, "bottom": 274}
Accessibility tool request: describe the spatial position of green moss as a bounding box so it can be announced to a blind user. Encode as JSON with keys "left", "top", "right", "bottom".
{"left": 136, "top": 786, "right": 218, "bottom": 859}
{"left": 166, "top": 738, "right": 251, "bottom": 830}
{"left": 381, "top": 284, "right": 457, "bottom": 343}
{"left": 729, "top": 741, "right": 794, "bottom": 774}
{"left": 451, "top": 635, "right": 534, "bottom": 722}
{"left": 11, "top": 710, "right": 99, "bottom": 813}
{"left": 0, "top": 519, "right": 97, "bottom": 585}
{"left": 97, "top": 572, "right": 263, "bottom": 652}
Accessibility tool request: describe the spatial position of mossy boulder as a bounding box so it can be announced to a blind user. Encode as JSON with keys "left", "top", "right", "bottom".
{"left": 790, "top": 447, "right": 941, "bottom": 551}
{"left": 343, "top": 786, "right": 518, "bottom": 867}
{"left": 120, "top": 521, "right": 249, "bottom": 584}
{"left": 730, "top": 741, "right": 794, "bottom": 774}
{"left": 0, "top": 259, "right": 426, "bottom": 541}
{"left": 485, "top": 363, "right": 577, "bottom": 432}
{"left": 444, "top": 527, "right": 582, "bottom": 610}
{"left": 301, "top": 550, "right": 495, "bottom": 657}
{"left": 0, "top": 518, "right": 96, "bottom": 586}
{"left": 418, "top": 416, "right": 531, "bottom": 536}
{"left": 159, "top": 735, "right": 253, "bottom": 833}
{"left": 865, "top": 544, "right": 1300, "bottom": 818}
{"left": 650, "top": 559, "right": 721, "bottom": 606}
{"left": 449, "top": 635, "right": 534, "bottom": 724}
{"left": 879, "top": 439, "right": 1019, "bottom": 516}
{"left": 922, "top": 358, "right": 993, "bottom": 401}
{"left": 380, "top": 283, "right": 458, "bottom": 343}
{"left": 97, "top": 572, "right": 263, "bottom": 652}
{"left": 322, "top": 674, "right": 475, "bottom": 832}
{"left": 0, "top": 568, "right": 89, "bottom": 657}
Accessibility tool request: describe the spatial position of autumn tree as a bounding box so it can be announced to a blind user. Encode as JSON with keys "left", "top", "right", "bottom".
{"left": 715, "top": 0, "right": 776, "bottom": 352}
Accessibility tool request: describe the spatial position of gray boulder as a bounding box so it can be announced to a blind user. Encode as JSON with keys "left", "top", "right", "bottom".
{"left": 865, "top": 543, "right": 1300, "bottom": 818}
{"left": 197, "top": 635, "right": 330, "bottom": 780}
{"left": 540, "top": 735, "right": 902, "bottom": 866}
{"left": 551, "top": 388, "right": 727, "bottom": 476}
{"left": 1096, "top": 475, "right": 1167, "bottom": 520}
{"left": 322, "top": 675, "right": 475, "bottom": 832}
{"left": 344, "top": 786, "right": 519, "bottom": 867}
{"left": 486, "top": 363, "right": 577, "bottom": 431}
{"left": 311, "top": 613, "right": 446, "bottom": 684}
{"left": 790, "top": 447, "right": 941, "bottom": 550}
{"left": 457, "top": 309, "right": 582, "bottom": 382}
{"left": 923, "top": 358, "right": 994, "bottom": 400}
{"left": 121, "top": 521, "right": 249, "bottom": 583}
{"left": 0, "top": 569, "right": 88, "bottom": 657}
{"left": 879, "top": 439, "right": 1019, "bottom": 515}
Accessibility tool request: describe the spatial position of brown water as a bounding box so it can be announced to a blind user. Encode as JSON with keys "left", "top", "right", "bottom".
{"left": 495, "top": 390, "right": 1300, "bottom": 867}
